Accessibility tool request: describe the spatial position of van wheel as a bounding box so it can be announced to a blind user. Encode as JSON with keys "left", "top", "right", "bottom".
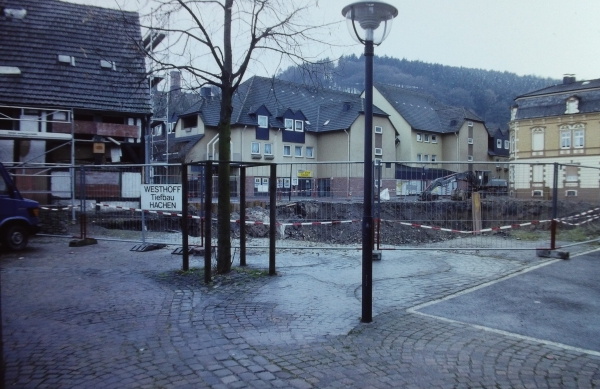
{"left": 4, "top": 224, "right": 29, "bottom": 251}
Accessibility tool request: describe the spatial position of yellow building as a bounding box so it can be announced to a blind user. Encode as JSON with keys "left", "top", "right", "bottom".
{"left": 509, "top": 76, "right": 600, "bottom": 200}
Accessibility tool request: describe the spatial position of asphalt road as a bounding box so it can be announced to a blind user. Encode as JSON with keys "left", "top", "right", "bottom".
{"left": 418, "top": 249, "right": 600, "bottom": 353}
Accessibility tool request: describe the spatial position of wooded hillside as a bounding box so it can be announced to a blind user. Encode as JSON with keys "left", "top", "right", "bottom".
{"left": 277, "top": 55, "right": 558, "bottom": 130}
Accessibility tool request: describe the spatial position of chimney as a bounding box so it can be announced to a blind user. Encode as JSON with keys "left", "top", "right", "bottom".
{"left": 201, "top": 87, "right": 212, "bottom": 98}
{"left": 563, "top": 74, "right": 576, "bottom": 85}
{"left": 170, "top": 71, "right": 181, "bottom": 92}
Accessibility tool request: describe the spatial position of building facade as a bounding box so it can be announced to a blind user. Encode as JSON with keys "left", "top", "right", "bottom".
{"left": 0, "top": 0, "right": 151, "bottom": 166}
{"left": 509, "top": 76, "right": 600, "bottom": 200}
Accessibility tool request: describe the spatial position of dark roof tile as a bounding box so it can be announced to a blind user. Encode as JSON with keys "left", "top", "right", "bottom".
{"left": 0, "top": 0, "right": 151, "bottom": 114}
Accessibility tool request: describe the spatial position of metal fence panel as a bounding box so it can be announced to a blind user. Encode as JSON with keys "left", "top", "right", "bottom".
{"left": 5, "top": 160, "right": 598, "bottom": 256}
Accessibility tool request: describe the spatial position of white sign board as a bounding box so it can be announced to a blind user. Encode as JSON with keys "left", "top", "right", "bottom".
{"left": 141, "top": 184, "right": 182, "bottom": 211}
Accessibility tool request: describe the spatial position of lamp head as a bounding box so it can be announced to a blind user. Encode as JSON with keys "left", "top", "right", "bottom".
{"left": 342, "top": 1, "right": 398, "bottom": 45}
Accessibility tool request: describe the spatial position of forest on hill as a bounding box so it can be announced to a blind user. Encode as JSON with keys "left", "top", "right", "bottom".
{"left": 276, "top": 55, "right": 559, "bottom": 130}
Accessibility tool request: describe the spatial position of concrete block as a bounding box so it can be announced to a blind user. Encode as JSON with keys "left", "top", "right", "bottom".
{"left": 536, "top": 249, "right": 569, "bottom": 260}
{"left": 69, "top": 238, "right": 98, "bottom": 247}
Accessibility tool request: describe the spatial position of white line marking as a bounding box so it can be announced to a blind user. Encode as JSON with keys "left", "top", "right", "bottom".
{"left": 407, "top": 247, "right": 600, "bottom": 356}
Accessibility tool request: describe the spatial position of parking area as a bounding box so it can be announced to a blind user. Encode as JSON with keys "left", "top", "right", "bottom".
{"left": 2, "top": 236, "right": 600, "bottom": 388}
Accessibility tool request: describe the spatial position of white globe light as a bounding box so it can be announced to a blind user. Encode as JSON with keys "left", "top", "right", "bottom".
{"left": 342, "top": 2, "right": 398, "bottom": 45}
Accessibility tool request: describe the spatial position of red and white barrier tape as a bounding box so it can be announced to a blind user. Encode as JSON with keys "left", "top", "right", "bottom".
{"left": 40, "top": 205, "right": 78, "bottom": 211}
{"left": 59, "top": 202, "right": 600, "bottom": 231}
{"left": 557, "top": 214, "right": 600, "bottom": 226}
{"left": 378, "top": 218, "right": 551, "bottom": 235}
{"left": 93, "top": 203, "right": 202, "bottom": 219}
{"left": 557, "top": 207, "right": 600, "bottom": 222}
{"left": 233, "top": 219, "right": 360, "bottom": 227}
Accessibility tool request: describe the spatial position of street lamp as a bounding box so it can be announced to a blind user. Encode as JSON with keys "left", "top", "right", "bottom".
{"left": 342, "top": 2, "right": 397, "bottom": 323}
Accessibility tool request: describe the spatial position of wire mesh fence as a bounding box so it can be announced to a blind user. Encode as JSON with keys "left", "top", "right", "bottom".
{"left": 5, "top": 160, "right": 599, "bottom": 255}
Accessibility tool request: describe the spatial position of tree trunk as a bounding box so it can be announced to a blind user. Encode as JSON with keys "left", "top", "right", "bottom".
{"left": 216, "top": 0, "right": 234, "bottom": 274}
{"left": 216, "top": 85, "right": 233, "bottom": 274}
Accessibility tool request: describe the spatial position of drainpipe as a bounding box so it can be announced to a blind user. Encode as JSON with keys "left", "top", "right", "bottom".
{"left": 212, "top": 138, "right": 219, "bottom": 161}
{"left": 206, "top": 134, "right": 219, "bottom": 160}
{"left": 455, "top": 131, "right": 459, "bottom": 172}
{"left": 345, "top": 129, "right": 350, "bottom": 197}
{"left": 240, "top": 126, "right": 247, "bottom": 161}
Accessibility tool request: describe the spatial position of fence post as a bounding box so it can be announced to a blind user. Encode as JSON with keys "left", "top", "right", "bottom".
{"left": 141, "top": 165, "right": 147, "bottom": 244}
{"left": 204, "top": 161, "right": 212, "bottom": 283}
{"left": 80, "top": 165, "right": 86, "bottom": 239}
{"left": 240, "top": 167, "right": 246, "bottom": 266}
{"left": 269, "top": 163, "right": 276, "bottom": 275}
{"left": 551, "top": 162, "right": 559, "bottom": 250}
{"left": 181, "top": 163, "right": 189, "bottom": 271}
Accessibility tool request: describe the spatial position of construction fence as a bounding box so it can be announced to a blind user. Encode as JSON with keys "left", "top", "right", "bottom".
{"left": 5, "top": 161, "right": 600, "bottom": 259}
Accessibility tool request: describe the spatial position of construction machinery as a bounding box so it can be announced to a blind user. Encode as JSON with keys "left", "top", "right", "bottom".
{"left": 418, "top": 170, "right": 506, "bottom": 201}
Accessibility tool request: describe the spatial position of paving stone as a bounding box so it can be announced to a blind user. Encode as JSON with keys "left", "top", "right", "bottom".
{"left": 3, "top": 239, "right": 600, "bottom": 388}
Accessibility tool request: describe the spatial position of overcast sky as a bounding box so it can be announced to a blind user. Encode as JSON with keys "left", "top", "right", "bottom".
{"left": 69, "top": 0, "right": 600, "bottom": 82}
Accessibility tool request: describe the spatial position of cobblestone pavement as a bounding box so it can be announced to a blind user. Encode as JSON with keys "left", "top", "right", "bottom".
{"left": 2, "top": 237, "right": 600, "bottom": 388}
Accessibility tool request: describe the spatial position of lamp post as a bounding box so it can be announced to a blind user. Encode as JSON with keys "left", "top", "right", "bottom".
{"left": 342, "top": 2, "right": 397, "bottom": 323}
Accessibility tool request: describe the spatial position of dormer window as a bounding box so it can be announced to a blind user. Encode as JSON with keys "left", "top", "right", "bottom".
{"left": 294, "top": 120, "right": 303, "bottom": 132}
{"left": 258, "top": 115, "right": 268, "bottom": 128}
{"left": 497, "top": 139, "right": 502, "bottom": 149}
{"left": 565, "top": 96, "right": 579, "bottom": 114}
{"left": 182, "top": 116, "right": 197, "bottom": 131}
{"left": 284, "top": 118, "right": 293, "bottom": 130}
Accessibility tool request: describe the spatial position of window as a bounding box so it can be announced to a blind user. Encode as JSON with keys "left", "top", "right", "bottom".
{"left": 431, "top": 135, "right": 437, "bottom": 143}
{"left": 374, "top": 158, "right": 382, "bottom": 166}
{"left": 504, "top": 140, "right": 509, "bottom": 150}
{"left": 167, "top": 122, "right": 174, "bottom": 134}
{"left": 251, "top": 142, "right": 260, "bottom": 155}
{"left": 423, "top": 154, "right": 429, "bottom": 162}
{"left": 264, "top": 143, "right": 273, "bottom": 155}
{"left": 497, "top": 139, "right": 502, "bottom": 149}
{"left": 565, "top": 97, "right": 579, "bottom": 114}
{"left": 533, "top": 164, "right": 543, "bottom": 182}
{"left": 57, "top": 55, "right": 75, "bottom": 66}
{"left": 531, "top": 128, "right": 544, "bottom": 151}
{"left": 560, "top": 130, "right": 571, "bottom": 149}
{"left": 532, "top": 190, "right": 543, "bottom": 197}
{"left": 431, "top": 155, "right": 437, "bottom": 162}
{"left": 467, "top": 138, "right": 474, "bottom": 144}
{"left": 283, "top": 145, "right": 291, "bottom": 156}
{"left": 565, "top": 165, "right": 578, "bottom": 182}
{"left": 417, "top": 153, "right": 422, "bottom": 161}
{"left": 374, "top": 126, "right": 383, "bottom": 134}
{"left": 574, "top": 129, "right": 584, "bottom": 148}
{"left": 100, "top": 59, "right": 116, "bottom": 70}
{"left": 416, "top": 133, "right": 422, "bottom": 142}
{"left": 566, "top": 190, "right": 577, "bottom": 197}
{"left": 295, "top": 146, "right": 303, "bottom": 157}
{"left": 294, "top": 120, "right": 304, "bottom": 132}
{"left": 374, "top": 148, "right": 382, "bottom": 156}
{"left": 468, "top": 121, "right": 473, "bottom": 127}
{"left": 467, "top": 155, "right": 473, "bottom": 161}
{"left": 424, "top": 134, "right": 430, "bottom": 142}
{"left": 284, "top": 118, "right": 293, "bottom": 130}
{"left": 182, "top": 116, "right": 197, "bottom": 131}
{"left": 306, "top": 146, "right": 314, "bottom": 158}
{"left": 258, "top": 115, "right": 268, "bottom": 128}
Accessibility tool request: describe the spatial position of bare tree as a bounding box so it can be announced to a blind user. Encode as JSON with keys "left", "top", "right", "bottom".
{"left": 139, "top": 0, "right": 336, "bottom": 274}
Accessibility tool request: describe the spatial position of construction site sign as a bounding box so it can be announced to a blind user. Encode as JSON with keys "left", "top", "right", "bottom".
{"left": 141, "top": 184, "right": 182, "bottom": 211}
